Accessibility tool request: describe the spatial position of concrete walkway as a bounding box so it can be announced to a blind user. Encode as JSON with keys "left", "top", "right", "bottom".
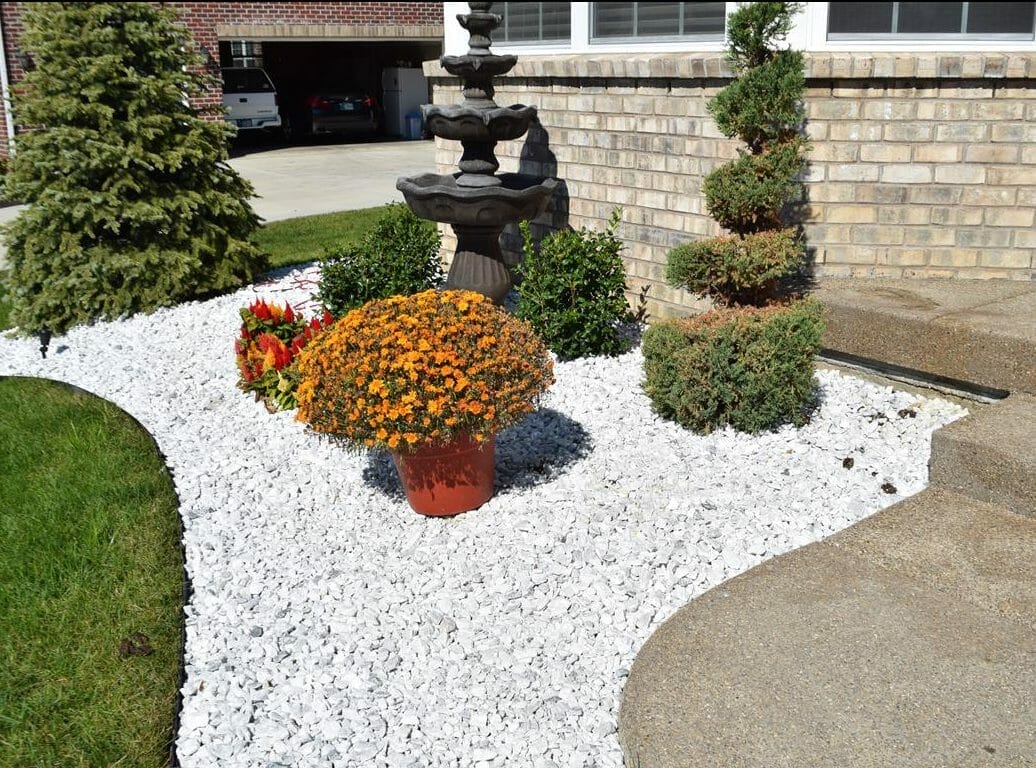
{"left": 619, "top": 277, "right": 1036, "bottom": 768}
{"left": 815, "top": 278, "right": 1036, "bottom": 395}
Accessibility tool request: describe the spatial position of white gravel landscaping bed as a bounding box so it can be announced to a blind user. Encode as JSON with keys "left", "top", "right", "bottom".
{"left": 0, "top": 265, "right": 967, "bottom": 768}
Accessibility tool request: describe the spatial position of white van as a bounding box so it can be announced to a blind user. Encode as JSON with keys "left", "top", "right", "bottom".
{"left": 221, "top": 67, "right": 282, "bottom": 133}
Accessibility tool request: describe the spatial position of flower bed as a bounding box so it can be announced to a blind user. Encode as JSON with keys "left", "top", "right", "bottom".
{"left": 0, "top": 266, "right": 967, "bottom": 768}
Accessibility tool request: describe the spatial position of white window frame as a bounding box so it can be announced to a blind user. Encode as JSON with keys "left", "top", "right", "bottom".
{"left": 444, "top": 2, "right": 733, "bottom": 55}
{"left": 441, "top": 1, "right": 1036, "bottom": 55}
{"left": 588, "top": 2, "right": 727, "bottom": 45}
{"left": 495, "top": 1, "right": 573, "bottom": 46}
{"left": 825, "top": 1, "right": 1035, "bottom": 42}
{"left": 800, "top": 2, "right": 1036, "bottom": 51}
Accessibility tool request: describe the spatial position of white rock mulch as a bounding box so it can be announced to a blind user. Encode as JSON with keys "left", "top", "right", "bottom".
{"left": 0, "top": 265, "right": 967, "bottom": 768}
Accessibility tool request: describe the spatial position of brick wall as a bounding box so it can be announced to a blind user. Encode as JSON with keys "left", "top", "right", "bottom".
{"left": 177, "top": 1, "right": 441, "bottom": 63}
{"left": 0, "top": 2, "right": 442, "bottom": 149}
{"left": 428, "top": 51, "right": 1036, "bottom": 319}
{"left": 0, "top": 3, "right": 27, "bottom": 149}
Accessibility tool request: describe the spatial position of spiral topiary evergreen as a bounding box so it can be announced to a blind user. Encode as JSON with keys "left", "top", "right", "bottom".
{"left": 643, "top": 2, "right": 823, "bottom": 434}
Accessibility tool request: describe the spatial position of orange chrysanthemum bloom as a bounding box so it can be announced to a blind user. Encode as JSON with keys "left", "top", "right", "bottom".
{"left": 296, "top": 289, "right": 554, "bottom": 454}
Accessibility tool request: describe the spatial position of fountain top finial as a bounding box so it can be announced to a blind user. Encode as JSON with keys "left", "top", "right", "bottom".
{"left": 457, "top": 1, "right": 500, "bottom": 57}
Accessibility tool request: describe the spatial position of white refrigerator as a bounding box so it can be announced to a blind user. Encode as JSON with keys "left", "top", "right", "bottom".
{"left": 381, "top": 67, "right": 429, "bottom": 138}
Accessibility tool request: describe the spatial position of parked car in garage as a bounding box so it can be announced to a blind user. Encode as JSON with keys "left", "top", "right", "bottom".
{"left": 281, "top": 89, "right": 381, "bottom": 142}
{"left": 221, "top": 67, "right": 282, "bottom": 134}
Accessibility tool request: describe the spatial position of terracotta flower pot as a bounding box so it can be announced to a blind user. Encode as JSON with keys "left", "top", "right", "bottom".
{"left": 390, "top": 433, "right": 495, "bottom": 516}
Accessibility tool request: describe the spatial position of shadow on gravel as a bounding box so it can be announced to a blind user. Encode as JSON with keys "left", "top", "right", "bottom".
{"left": 361, "top": 407, "right": 593, "bottom": 499}
{"left": 496, "top": 408, "right": 593, "bottom": 490}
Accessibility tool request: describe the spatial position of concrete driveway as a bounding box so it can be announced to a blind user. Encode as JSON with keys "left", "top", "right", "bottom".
{"left": 228, "top": 138, "right": 436, "bottom": 223}
{"left": 0, "top": 138, "right": 437, "bottom": 267}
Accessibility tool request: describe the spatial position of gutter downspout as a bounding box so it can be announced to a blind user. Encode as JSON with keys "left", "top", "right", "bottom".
{"left": 0, "top": 12, "right": 15, "bottom": 155}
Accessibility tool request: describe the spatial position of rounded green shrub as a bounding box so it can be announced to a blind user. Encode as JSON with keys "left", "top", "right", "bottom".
{"left": 515, "top": 209, "right": 632, "bottom": 360}
{"left": 666, "top": 229, "right": 804, "bottom": 307}
{"left": 642, "top": 299, "right": 823, "bottom": 434}
{"left": 1, "top": 2, "right": 266, "bottom": 336}
{"left": 709, "top": 50, "right": 806, "bottom": 152}
{"left": 316, "top": 203, "right": 443, "bottom": 317}
{"left": 702, "top": 138, "right": 807, "bottom": 236}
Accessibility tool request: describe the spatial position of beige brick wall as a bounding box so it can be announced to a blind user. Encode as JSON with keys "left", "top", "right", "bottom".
{"left": 427, "top": 51, "right": 1035, "bottom": 320}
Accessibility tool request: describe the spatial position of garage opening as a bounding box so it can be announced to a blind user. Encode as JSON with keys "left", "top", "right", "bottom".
{"left": 219, "top": 40, "right": 442, "bottom": 140}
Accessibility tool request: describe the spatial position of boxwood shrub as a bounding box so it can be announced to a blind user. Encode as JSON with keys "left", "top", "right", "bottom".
{"left": 316, "top": 204, "right": 443, "bottom": 318}
{"left": 642, "top": 298, "right": 823, "bottom": 434}
{"left": 515, "top": 209, "right": 632, "bottom": 360}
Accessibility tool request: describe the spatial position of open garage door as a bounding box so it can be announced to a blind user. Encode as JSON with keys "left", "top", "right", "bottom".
{"left": 220, "top": 40, "right": 441, "bottom": 141}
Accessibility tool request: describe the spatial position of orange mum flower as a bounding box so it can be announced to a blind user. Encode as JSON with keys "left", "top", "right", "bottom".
{"left": 295, "top": 290, "right": 553, "bottom": 454}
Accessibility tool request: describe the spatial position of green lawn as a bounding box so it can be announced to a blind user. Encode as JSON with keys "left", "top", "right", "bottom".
{"left": 255, "top": 205, "right": 391, "bottom": 270}
{"left": 0, "top": 378, "right": 184, "bottom": 768}
{"left": 0, "top": 206, "right": 393, "bottom": 762}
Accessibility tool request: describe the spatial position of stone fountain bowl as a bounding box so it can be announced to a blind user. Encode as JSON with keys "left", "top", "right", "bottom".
{"left": 441, "top": 54, "right": 518, "bottom": 82}
{"left": 423, "top": 104, "right": 538, "bottom": 143}
{"left": 396, "top": 172, "right": 559, "bottom": 227}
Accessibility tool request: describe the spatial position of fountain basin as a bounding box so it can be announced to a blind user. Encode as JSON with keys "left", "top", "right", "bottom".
{"left": 423, "top": 104, "right": 538, "bottom": 143}
{"left": 397, "top": 172, "right": 559, "bottom": 227}
{"left": 441, "top": 54, "right": 517, "bottom": 81}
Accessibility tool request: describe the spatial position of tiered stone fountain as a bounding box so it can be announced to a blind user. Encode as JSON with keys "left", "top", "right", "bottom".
{"left": 396, "top": 1, "right": 558, "bottom": 303}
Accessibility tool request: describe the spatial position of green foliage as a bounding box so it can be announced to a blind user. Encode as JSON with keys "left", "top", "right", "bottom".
{"left": 699, "top": 2, "right": 808, "bottom": 246}
{"left": 0, "top": 2, "right": 266, "bottom": 335}
{"left": 672, "top": 1, "right": 808, "bottom": 305}
{"left": 0, "top": 279, "right": 10, "bottom": 331}
{"left": 703, "top": 139, "right": 808, "bottom": 236}
{"left": 650, "top": 1, "right": 819, "bottom": 436}
{"left": 515, "top": 209, "right": 632, "bottom": 360}
{"left": 0, "top": 155, "right": 10, "bottom": 204}
{"left": 667, "top": 229, "right": 804, "bottom": 307}
{"left": 0, "top": 378, "right": 182, "bottom": 766}
{"left": 709, "top": 50, "right": 806, "bottom": 151}
{"left": 726, "top": 2, "right": 802, "bottom": 71}
{"left": 316, "top": 203, "right": 443, "bottom": 318}
{"left": 642, "top": 299, "right": 823, "bottom": 434}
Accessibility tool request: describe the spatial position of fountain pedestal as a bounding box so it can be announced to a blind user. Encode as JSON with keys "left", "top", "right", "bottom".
{"left": 396, "top": 2, "right": 557, "bottom": 302}
{"left": 451, "top": 224, "right": 510, "bottom": 302}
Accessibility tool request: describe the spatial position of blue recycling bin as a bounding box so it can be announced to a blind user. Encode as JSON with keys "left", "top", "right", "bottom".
{"left": 405, "top": 112, "right": 422, "bottom": 140}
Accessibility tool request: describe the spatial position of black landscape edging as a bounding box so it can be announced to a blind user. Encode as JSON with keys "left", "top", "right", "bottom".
{"left": 818, "top": 348, "right": 1010, "bottom": 402}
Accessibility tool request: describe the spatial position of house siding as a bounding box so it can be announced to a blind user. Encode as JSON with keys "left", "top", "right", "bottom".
{"left": 428, "top": 52, "right": 1036, "bottom": 318}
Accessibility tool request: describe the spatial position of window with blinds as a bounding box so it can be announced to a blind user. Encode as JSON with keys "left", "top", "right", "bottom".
{"left": 496, "top": 2, "right": 572, "bottom": 43}
{"left": 229, "top": 40, "right": 263, "bottom": 68}
{"left": 828, "top": 2, "right": 1035, "bottom": 38}
{"left": 592, "top": 2, "right": 726, "bottom": 40}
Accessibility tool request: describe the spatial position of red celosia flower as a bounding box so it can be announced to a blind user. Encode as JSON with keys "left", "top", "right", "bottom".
{"left": 257, "top": 333, "right": 292, "bottom": 371}
{"left": 251, "top": 299, "right": 271, "bottom": 321}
